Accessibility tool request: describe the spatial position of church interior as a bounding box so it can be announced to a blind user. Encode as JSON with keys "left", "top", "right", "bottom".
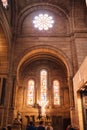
{"left": 0, "top": 0, "right": 87, "bottom": 130}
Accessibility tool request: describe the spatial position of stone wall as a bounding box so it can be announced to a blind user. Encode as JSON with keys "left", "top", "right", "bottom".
{"left": 73, "top": 56, "right": 87, "bottom": 130}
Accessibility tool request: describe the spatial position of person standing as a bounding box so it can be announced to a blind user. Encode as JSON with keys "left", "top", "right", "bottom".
{"left": 66, "top": 125, "right": 74, "bottom": 130}
{"left": 37, "top": 121, "right": 45, "bottom": 130}
{"left": 26, "top": 121, "right": 36, "bottom": 130}
{"left": 46, "top": 123, "right": 53, "bottom": 130}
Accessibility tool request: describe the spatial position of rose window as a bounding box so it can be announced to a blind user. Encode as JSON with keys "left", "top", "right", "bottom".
{"left": 33, "top": 14, "right": 54, "bottom": 30}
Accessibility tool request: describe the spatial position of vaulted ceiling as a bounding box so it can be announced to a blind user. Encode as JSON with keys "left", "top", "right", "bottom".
{"left": 0, "top": 0, "right": 87, "bottom": 38}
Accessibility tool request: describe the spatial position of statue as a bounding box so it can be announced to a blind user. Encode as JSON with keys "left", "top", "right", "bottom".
{"left": 17, "top": 111, "right": 22, "bottom": 121}
{"left": 16, "top": 111, "right": 22, "bottom": 129}
{"left": 38, "top": 100, "right": 48, "bottom": 116}
{"left": 13, "top": 111, "right": 22, "bottom": 126}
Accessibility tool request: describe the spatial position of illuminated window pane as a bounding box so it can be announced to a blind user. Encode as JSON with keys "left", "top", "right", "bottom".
{"left": 53, "top": 80, "right": 60, "bottom": 105}
{"left": 40, "top": 69, "right": 47, "bottom": 103}
{"left": 27, "top": 79, "right": 34, "bottom": 105}
{"left": 33, "top": 14, "right": 54, "bottom": 31}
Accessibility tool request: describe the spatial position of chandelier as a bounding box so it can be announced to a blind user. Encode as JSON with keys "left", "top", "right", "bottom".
{"left": 33, "top": 14, "right": 54, "bottom": 31}
{"left": 1, "top": 0, "right": 8, "bottom": 8}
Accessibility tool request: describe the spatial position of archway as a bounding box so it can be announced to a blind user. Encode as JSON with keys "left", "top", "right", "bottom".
{"left": 14, "top": 47, "right": 73, "bottom": 130}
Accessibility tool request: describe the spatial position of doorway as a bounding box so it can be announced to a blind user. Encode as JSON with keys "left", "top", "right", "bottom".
{"left": 81, "top": 87, "right": 87, "bottom": 130}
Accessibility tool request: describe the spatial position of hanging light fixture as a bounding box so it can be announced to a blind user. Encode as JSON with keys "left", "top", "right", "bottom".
{"left": 1, "top": 0, "right": 8, "bottom": 9}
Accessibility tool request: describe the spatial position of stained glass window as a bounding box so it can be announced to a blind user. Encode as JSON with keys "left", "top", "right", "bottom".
{"left": 33, "top": 14, "right": 54, "bottom": 30}
{"left": 40, "top": 69, "right": 47, "bottom": 104}
{"left": 53, "top": 80, "right": 60, "bottom": 105}
{"left": 27, "top": 79, "right": 34, "bottom": 105}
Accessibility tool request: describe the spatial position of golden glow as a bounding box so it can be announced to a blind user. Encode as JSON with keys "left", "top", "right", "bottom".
{"left": 33, "top": 14, "right": 54, "bottom": 30}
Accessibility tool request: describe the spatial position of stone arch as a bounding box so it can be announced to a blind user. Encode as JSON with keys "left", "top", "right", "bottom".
{"left": 17, "top": 46, "right": 73, "bottom": 85}
{"left": 0, "top": 7, "right": 12, "bottom": 73}
{"left": 16, "top": 3, "right": 70, "bottom": 35}
{"left": 0, "top": 8, "right": 12, "bottom": 46}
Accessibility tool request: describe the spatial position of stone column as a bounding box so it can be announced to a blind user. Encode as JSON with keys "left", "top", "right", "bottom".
{"left": 3, "top": 74, "right": 14, "bottom": 126}
{"left": 35, "top": 85, "right": 37, "bottom": 105}
{"left": 68, "top": 76, "right": 75, "bottom": 125}
{"left": 3, "top": 35, "right": 14, "bottom": 126}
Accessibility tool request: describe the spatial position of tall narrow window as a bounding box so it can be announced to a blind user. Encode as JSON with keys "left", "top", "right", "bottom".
{"left": 53, "top": 80, "right": 60, "bottom": 105}
{"left": 40, "top": 69, "right": 47, "bottom": 103}
{"left": 27, "top": 79, "right": 34, "bottom": 105}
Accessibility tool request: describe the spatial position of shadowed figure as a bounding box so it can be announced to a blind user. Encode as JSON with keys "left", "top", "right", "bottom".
{"left": 26, "top": 121, "right": 36, "bottom": 130}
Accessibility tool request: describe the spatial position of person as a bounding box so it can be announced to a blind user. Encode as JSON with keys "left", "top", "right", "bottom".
{"left": 2, "top": 128, "right": 7, "bottom": 130}
{"left": 66, "top": 125, "right": 71, "bottom": 130}
{"left": 37, "top": 121, "right": 45, "bottom": 130}
{"left": 46, "top": 123, "right": 53, "bottom": 130}
{"left": 66, "top": 125, "right": 74, "bottom": 130}
{"left": 26, "top": 121, "right": 36, "bottom": 130}
{"left": 7, "top": 125, "right": 12, "bottom": 130}
{"left": 17, "top": 111, "right": 22, "bottom": 122}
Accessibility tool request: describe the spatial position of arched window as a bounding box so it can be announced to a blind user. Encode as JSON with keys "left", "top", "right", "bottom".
{"left": 40, "top": 69, "right": 47, "bottom": 103}
{"left": 53, "top": 80, "right": 60, "bottom": 105}
{"left": 27, "top": 79, "right": 35, "bottom": 105}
